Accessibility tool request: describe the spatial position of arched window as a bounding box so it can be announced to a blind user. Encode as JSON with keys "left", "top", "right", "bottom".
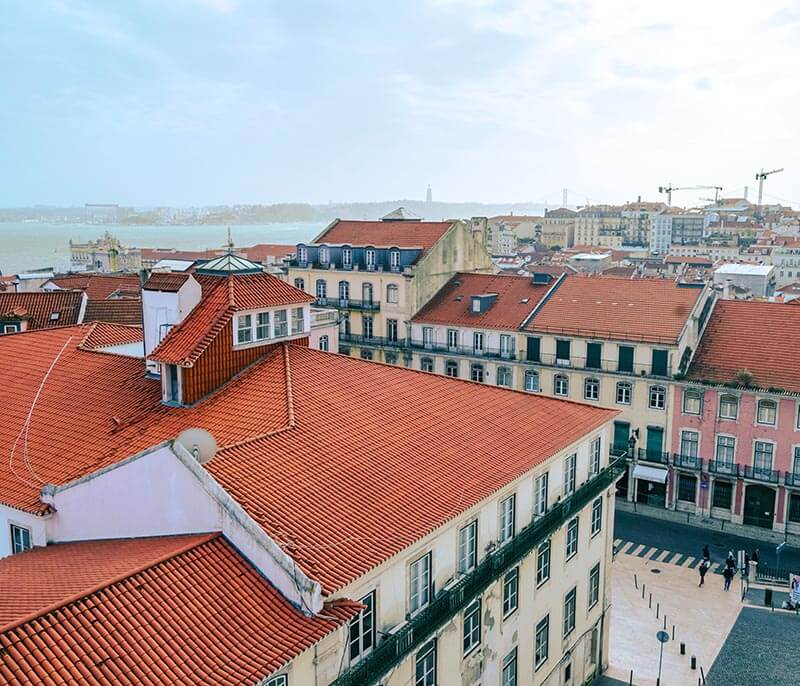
{"left": 318, "top": 245, "right": 330, "bottom": 265}
{"left": 719, "top": 394, "right": 738, "bottom": 420}
{"left": 524, "top": 369, "right": 540, "bottom": 392}
{"left": 497, "top": 367, "right": 512, "bottom": 387}
{"left": 315, "top": 279, "right": 327, "bottom": 301}
{"left": 339, "top": 280, "right": 350, "bottom": 301}
{"left": 471, "top": 363, "right": 485, "bottom": 382}
{"left": 340, "top": 313, "right": 350, "bottom": 336}
{"left": 682, "top": 389, "right": 702, "bottom": 415}
{"left": 649, "top": 384, "right": 666, "bottom": 410}
{"left": 297, "top": 245, "right": 308, "bottom": 264}
{"left": 387, "top": 284, "right": 399, "bottom": 304}
{"left": 390, "top": 249, "right": 401, "bottom": 271}
{"left": 362, "top": 282, "right": 374, "bottom": 305}
{"left": 342, "top": 246, "right": 352, "bottom": 268}
{"left": 319, "top": 335, "right": 329, "bottom": 352}
{"left": 365, "top": 248, "right": 376, "bottom": 269}
{"left": 554, "top": 373, "right": 569, "bottom": 396}
{"left": 421, "top": 357, "right": 434, "bottom": 373}
{"left": 293, "top": 277, "right": 305, "bottom": 291}
{"left": 584, "top": 377, "right": 600, "bottom": 401}
{"left": 445, "top": 360, "right": 459, "bottom": 378}
{"left": 616, "top": 381, "right": 632, "bottom": 405}
{"left": 757, "top": 399, "right": 777, "bottom": 426}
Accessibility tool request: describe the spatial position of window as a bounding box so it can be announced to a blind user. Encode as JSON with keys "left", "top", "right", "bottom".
{"left": 563, "top": 587, "right": 577, "bottom": 638}
{"left": 385, "top": 351, "right": 397, "bottom": 365}
{"left": 390, "top": 250, "right": 401, "bottom": 270}
{"left": 387, "top": 319, "right": 399, "bottom": 342}
{"left": 415, "top": 640, "right": 436, "bottom": 686}
{"left": 590, "top": 437, "right": 601, "bottom": 475}
{"left": 499, "top": 494, "right": 516, "bottom": 544}
{"left": 651, "top": 349, "right": 668, "bottom": 376}
{"left": 339, "top": 280, "right": 350, "bottom": 301}
{"left": 497, "top": 366, "right": 512, "bottom": 387}
{"left": 536, "top": 540, "right": 551, "bottom": 586}
{"left": 683, "top": 389, "right": 702, "bottom": 415}
{"left": 678, "top": 474, "right": 697, "bottom": 503}
{"left": 618, "top": 345, "right": 634, "bottom": 373}
{"left": 591, "top": 497, "right": 602, "bottom": 535}
{"left": 360, "top": 349, "right": 373, "bottom": 361}
{"left": 264, "top": 676, "right": 287, "bottom": 686}
{"left": 348, "top": 591, "right": 376, "bottom": 661}
{"left": 10, "top": 524, "right": 31, "bottom": 554}
{"left": 319, "top": 335, "right": 329, "bottom": 352}
{"left": 501, "top": 648, "right": 517, "bottom": 686}
{"left": 297, "top": 245, "right": 308, "bottom": 263}
{"left": 554, "top": 373, "right": 569, "bottom": 396}
{"left": 291, "top": 307, "right": 304, "bottom": 335}
{"left": 535, "top": 615, "right": 549, "bottom": 668}
{"left": 255, "top": 311, "right": 271, "bottom": 340}
{"left": 315, "top": 279, "right": 327, "bottom": 300}
{"left": 680, "top": 430, "right": 699, "bottom": 458}
{"left": 616, "top": 381, "right": 632, "bottom": 405}
{"left": 584, "top": 377, "right": 600, "bottom": 401}
{"left": 794, "top": 446, "right": 800, "bottom": 478}
{"left": 713, "top": 480, "right": 733, "bottom": 509}
{"left": 458, "top": 521, "right": 477, "bottom": 574}
{"left": 754, "top": 441, "right": 774, "bottom": 474}
{"left": 342, "top": 247, "right": 352, "bottom": 267}
{"left": 274, "top": 309, "right": 288, "bottom": 337}
{"left": 586, "top": 342, "right": 602, "bottom": 369}
{"left": 293, "top": 277, "right": 305, "bottom": 290}
{"left": 462, "top": 599, "right": 481, "bottom": 655}
{"left": 237, "top": 313, "right": 252, "bottom": 344}
{"left": 524, "top": 369, "right": 540, "bottom": 392}
{"left": 715, "top": 435, "right": 736, "bottom": 467}
{"left": 719, "top": 394, "right": 738, "bottom": 420}
{"left": 470, "top": 363, "right": 484, "bottom": 382}
{"left": 588, "top": 563, "right": 600, "bottom": 609}
{"left": 362, "top": 282, "right": 374, "bottom": 304}
{"left": 500, "top": 334, "right": 515, "bottom": 358}
{"left": 409, "top": 553, "right": 432, "bottom": 615}
{"left": 362, "top": 316, "right": 373, "bottom": 339}
{"left": 387, "top": 284, "right": 399, "bottom": 303}
{"left": 757, "top": 399, "right": 777, "bottom": 426}
{"left": 527, "top": 336, "right": 541, "bottom": 362}
{"left": 789, "top": 494, "right": 800, "bottom": 523}
{"left": 421, "top": 357, "right": 434, "bottom": 373}
{"left": 563, "top": 453, "right": 576, "bottom": 496}
{"left": 473, "top": 331, "right": 484, "bottom": 352}
{"left": 503, "top": 567, "right": 519, "bottom": 618}
{"left": 566, "top": 516, "right": 579, "bottom": 559}
{"left": 446, "top": 329, "right": 458, "bottom": 349}
{"left": 319, "top": 246, "right": 330, "bottom": 264}
{"left": 534, "top": 472, "right": 549, "bottom": 517}
{"left": 556, "top": 339, "right": 571, "bottom": 365}
{"left": 422, "top": 326, "right": 433, "bottom": 347}
{"left": 649, "top": 385, "right": 666, "bottom": 410}
{"left": 445, "top": 360, "right": 459, "bottom": 378}
{"left": 365, "top": 249, "right": 376, "bottom": 269}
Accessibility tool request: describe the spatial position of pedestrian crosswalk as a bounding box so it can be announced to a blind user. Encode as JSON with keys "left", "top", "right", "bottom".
{"left": 614, "top": 538, "right": 727, "bottom": 575}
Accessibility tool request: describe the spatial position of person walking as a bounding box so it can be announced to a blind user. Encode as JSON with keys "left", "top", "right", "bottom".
{"left": 699, "top": 558, "right": 709, "bottom": 587}
{"left": 723, "top": 564, "right": 734, "bottom": 591}
{"left": 703, "top": 544, "right": 710, "bottom": 560}
{"left": 726, "top": 551, "right": 736, "bottom": 570}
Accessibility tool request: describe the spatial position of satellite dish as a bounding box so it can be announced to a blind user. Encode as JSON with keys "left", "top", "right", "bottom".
{"left": 176, "top": 428, "right": 217, "bottom": 464}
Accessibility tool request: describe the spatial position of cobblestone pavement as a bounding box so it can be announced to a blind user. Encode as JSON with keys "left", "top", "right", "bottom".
{"left": 706, "top": 607, "right": 800, "bottom": 685}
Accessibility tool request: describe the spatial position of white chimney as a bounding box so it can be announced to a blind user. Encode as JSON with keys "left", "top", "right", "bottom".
{"left": 142, "top": 274, "right": 202, "bottom": 375}
{"left": 723, "top": 278, "right": 731, "bottom": 300}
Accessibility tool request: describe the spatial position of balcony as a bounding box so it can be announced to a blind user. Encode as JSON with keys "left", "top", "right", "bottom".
{"left": 339, "top": 334, "right": 520, "bottom": 361}
{"left": 708, "top": 460, "right": 739, "bottom": 477}
{"left": 742, "top": 465, "right": 781, "bottom": 484}
{"left": 340, "top": 333, "right": 405, "bottom": 349}
{"left": 329, "top": 457, "right": 627, "bottom": 686}
{"left": 316, "top": 297, "right": 380, "bottom": 312}
{"left": 637, "top": 448, "right": 670, "bottom": 466}
{"left": 672, "top": 453, "right": 703, "bottom": 471}
{"left": 526, "top": 351, "right": 672, "bottom": 379}
{"left": 785, "top": 472, "right": 800, "bottom": 488}
{"left": 310, "top": 308, "right": 338, "bottom": 329}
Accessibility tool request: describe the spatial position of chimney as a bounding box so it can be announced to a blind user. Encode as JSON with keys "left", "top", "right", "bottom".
{"left": 142, "top": 273, "right": 202, "bottom": 375}
{"left": 723, "top": 278, "right": 731, "bottom": 300}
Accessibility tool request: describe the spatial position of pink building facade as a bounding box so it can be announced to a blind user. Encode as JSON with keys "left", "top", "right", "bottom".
{"left": 670, "top": 384, "right": 800, "bottom": 533}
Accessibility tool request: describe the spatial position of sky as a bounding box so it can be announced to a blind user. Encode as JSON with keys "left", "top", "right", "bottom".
{"left": 2, "top": 0, "right": 800, "bottom": 208}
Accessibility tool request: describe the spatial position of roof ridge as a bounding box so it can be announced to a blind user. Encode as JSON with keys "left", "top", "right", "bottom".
{"left": 0, "top": 533, "right": 219, "bottom": 635}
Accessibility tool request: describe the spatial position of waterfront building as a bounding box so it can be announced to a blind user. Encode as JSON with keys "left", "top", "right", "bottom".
{"left": 287, "top": 209, "right": 494, "bottom": 364}
{"left": 0, "top": 262, "right": 621, "bottom": 685}
{"left": 670, "top": 301, "right": 800, "bottom": 533}
{"left": 70, "top": 231, "right": 143, "bottom": 272}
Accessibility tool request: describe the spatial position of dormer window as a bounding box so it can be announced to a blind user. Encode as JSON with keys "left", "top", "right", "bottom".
{"left": 390, "top": 249, "right": 401, "bottom": 271}
{"left": 256, "top": 312, "right": 271, "bottom": 340}
{"left": 297, "top": 246, "right": 308, "bottom": 264}
{"left": 274, "top": 310, "right": 288, "bottom": 337}
{"left": 365, "top": 248, "right": 376, "bottom": 269}
{"left": 319, "top": 246, "right": 330, "bottom": 265}
{"left": 237, "top": 314, "right": 253, "bottom": 344}
{"left": 291, "top": 307, "right": 304, "bottom": 335}
{"left": 342, "top": 247, "right": 352, "bottom": 268}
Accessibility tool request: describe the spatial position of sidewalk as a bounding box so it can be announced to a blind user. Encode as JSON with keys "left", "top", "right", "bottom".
{"left": 606, "top": 549, "right": 742, "bottom": 685}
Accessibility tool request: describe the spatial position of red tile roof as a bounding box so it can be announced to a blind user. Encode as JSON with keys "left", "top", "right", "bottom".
{"left": 314, "top": 219, "right": 453, "bottom": 253}
{"left": 412, "top": 273, "right": 551, "bottom": 330}
{"left": 665, "top": 255, "right": 713, "bottom": 265}
{"left": 525, "top": 275, "right": 703, "bottom": 344}
{"left": 0, "top": 329, "right": 615, "bottom": 595}
{"left": 149, "top": 273, "right": 313, "bottom": 366}
{"left": 78, "top": 322, "right": 143, "bottom": 351}
{"left": 687, "top": 300, "right": 800, "bottom": 393}
{"left": 48, "top": 274, "right": 141, "bottom": 301}
{"left": 0, "top": 291, "right": 84, "bottom": 330}
{"left": 0, "top": 534, "right": 360, "bottom": 685}
{"left": 141, "top": 247, "right": 221, "bottom": 262}
{"left": 143, "top": 271, "right": 191, "bottom": 292}
{"left": 84, "top": 299, "right": 142, "bottom": 326}
{"left": 242, "top": 243, "right": 296, "bottom": 263}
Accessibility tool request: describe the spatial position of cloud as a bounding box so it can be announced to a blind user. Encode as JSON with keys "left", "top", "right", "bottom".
{"left": 187, "top": 0, "right": 240, "bottom": 13}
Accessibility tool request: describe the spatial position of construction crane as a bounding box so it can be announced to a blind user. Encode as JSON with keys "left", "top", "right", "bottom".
{"left": 755, "top": 168, "right": 784, "bottom": 215}
{"left": 658, "top": 184, "right": 723, "bottom": 206}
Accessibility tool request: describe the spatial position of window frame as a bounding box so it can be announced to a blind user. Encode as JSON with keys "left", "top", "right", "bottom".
{"left": 563, "top": 587, "right": 577, "bottom": 638}
{"left": 584, "top": 376, "right": 600, "bottom": 401}
{"left": 319, "top": 335, "right": 329, "bottom": 352}
{"left": 457, "top": 520, "right": 478, "bottom": 574}
{"left": 496, "top": 366, "right": 512, "bottom": 387}
{"left": 421, "top": 357, "right": 434, "bottom": 373}
{"left": 566, "top": 516, "right": 579, "bottom": 560}
{"left": 498, "top": 494, "right": 516, "bottom": 544}
{"left": 616, "top": 381, "right": 632, "bottom": 405}
{"left": 588, "top": 562, "right": 600, "bottom": 609}
{"left": 501, "top": 647, "right": 518, "bottom": 686}
{"left": 591, "top": 497, "right": 602, "bottom": 537}
{"left": 563, "top": 453, "right": 576, "bottom": 496}
{"left": 756, "top": 399, "right": 777, "bottom": 427}
{"left": 682, "top": 389, "right": 702, "bottom": 415}
{"left": 10, "top": 524, "right": 32, "bottom": 554}
{"left": 554, "top": 373, "right": 569, "bottom": 396}
{"left": 502, "top": 566, "right": 519, "bottom": 619}
{"left": 264, "top": 675, "right": 287, "bottom": 686}
{"left": 536, "top": 540, "right": 551, "bottom": 587}
{"left": 348, "top": 590, "right": 377, "bottom": 662}
{"left": 408, "top": 552, "right": 433, "bottom": 616}
{"left": 415, "top": 640, "right": 436, "bottom": 686}
{"left": 445, "top": 360, "right": 459, "bottom": 378}
{"left": 649, "top": 384, "right": 666, "bottom": 411}
{"left": 719, "top": 394, "right": 739, "bottom": 420}
{"left": 524, "top": 369, "right": 540, "bottom": 392}
{"left": 470, "top": 363, "right": 484, "bottom": 383}
{"left": 462, "top": 598, "right": 481, "bottom": 656}
{"left": 590, "top": 437, "right": 601, "bottom": 475}
{"left": 535, "top": 614, "right": 550, "bottom": 669}
{"left": 386, "top": 283, "right": 399, "bottom": 304}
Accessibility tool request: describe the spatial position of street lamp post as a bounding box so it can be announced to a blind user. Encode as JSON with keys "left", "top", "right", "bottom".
{"left": 656, "top": 630, "right": 670, "bottom": 686}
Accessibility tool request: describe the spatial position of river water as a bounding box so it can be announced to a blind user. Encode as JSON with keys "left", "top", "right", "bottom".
{"left": 0, "top": 222, "right": 326, "bottom": 275}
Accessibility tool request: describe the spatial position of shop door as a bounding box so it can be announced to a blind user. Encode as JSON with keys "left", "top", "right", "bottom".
{"left": 743, "top": 485, "right": 776, "bottom": 529}
{"left": 613, "top": 421, "right": 630, "bottom": 456}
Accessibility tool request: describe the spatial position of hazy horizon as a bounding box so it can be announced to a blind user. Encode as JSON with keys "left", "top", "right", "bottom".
{"left": 3, "top": 1, "right": 799, "bottom": 209}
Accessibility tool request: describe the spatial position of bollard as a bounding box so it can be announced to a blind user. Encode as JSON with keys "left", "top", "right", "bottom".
{"left": 691, "top": 655, "right": 697, "bottom": 670}
{"left": 649, "top": 593, "right": 652, "bottom": 609}
{"left": 656, "top": 602, "right": 659, "bottom": 618}
{"left": 765, "top": 588, "right": 773, "bottom": 606}
{"left": 629, "top": 669, "right": 633, "bottom": 685}
{"left": 643, "top": 583, "right": 646, "bottom": 599}
{"left": 634, "top": 573, "right": 638, "bottom": 589}
{"left": 680, "top": 641, "right": 686, "bottom": 655}
{"left": 672, "top": 624, "right": 675, "bottom": 640}
{"left": 663, "top": 616, "right": 667, "bottom": 630}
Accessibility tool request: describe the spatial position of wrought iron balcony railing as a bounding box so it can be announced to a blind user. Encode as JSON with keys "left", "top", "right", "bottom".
{"left": 742, "top": 465, "right": 780, "bottom": 484}
{"left": 636, "top": 448, "right": 670, "bottom": 465}
{"left": 785, "top": 472, "right": 800, "bottom": 488}
{"left": 316, "top": 297, "right": 381, "bottom": 312}
{"left": 330, "top": 457, "right": 627, "bottom": 686}
{"left": 672, "top": 453, "right": 703, "bottom": 471}
{"left": 708, "top": 460, "right": 739, "bottom": 477}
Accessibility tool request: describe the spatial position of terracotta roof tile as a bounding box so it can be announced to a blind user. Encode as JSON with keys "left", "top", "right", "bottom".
{"left": 412, "top": 272, "right": 551, "bottom": 330}
{"left": 48, "top": 274, "right": 140, "bottom": 301}
{"left": 78, "top": 322, "right": 143, "bottom": 351}
{"left": 687, "top": 300, "right": 800, "bottom": 392}
{"left": 241, "top": 244, "right": 296, "bottom": 263}
{"left": 0, "top": 292, "right": 84, "bottom": 330}
{"left": 314, "top": 219, "right": 453, "bottom": 253}
{"left": 0, "top": 535, "right": 360, "bottom": 685}
{"left": 84, "top": 299, "right": 142, "bottom": 326}
{"left": 142, "top": 272, "right": 191, "bottom": 292}
{"left": 525, "top": 275, "right": 703, "bottom": 344}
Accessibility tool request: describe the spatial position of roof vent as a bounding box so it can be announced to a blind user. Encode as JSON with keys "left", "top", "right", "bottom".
{"left": 176, "top": 428, "right": 218, "bottom": 464}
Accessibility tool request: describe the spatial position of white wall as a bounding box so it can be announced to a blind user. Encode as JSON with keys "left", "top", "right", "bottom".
{"left": 0, "top": 503, "right": 47, "bottom": 559}
{"left": 142, "top": 276, "right": 202, "bottom": 373}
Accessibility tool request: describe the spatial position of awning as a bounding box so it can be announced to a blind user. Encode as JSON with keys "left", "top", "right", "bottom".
{"left": 633, "top": 464, "right": 669, "bottom": 484}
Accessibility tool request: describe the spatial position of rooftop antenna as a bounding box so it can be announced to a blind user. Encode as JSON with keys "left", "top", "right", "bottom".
{"left": 176, "top": 428, "right": 218, "bottom": 464}
{"left": 225, "top": 226, "right": 234, "bottom": 253}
